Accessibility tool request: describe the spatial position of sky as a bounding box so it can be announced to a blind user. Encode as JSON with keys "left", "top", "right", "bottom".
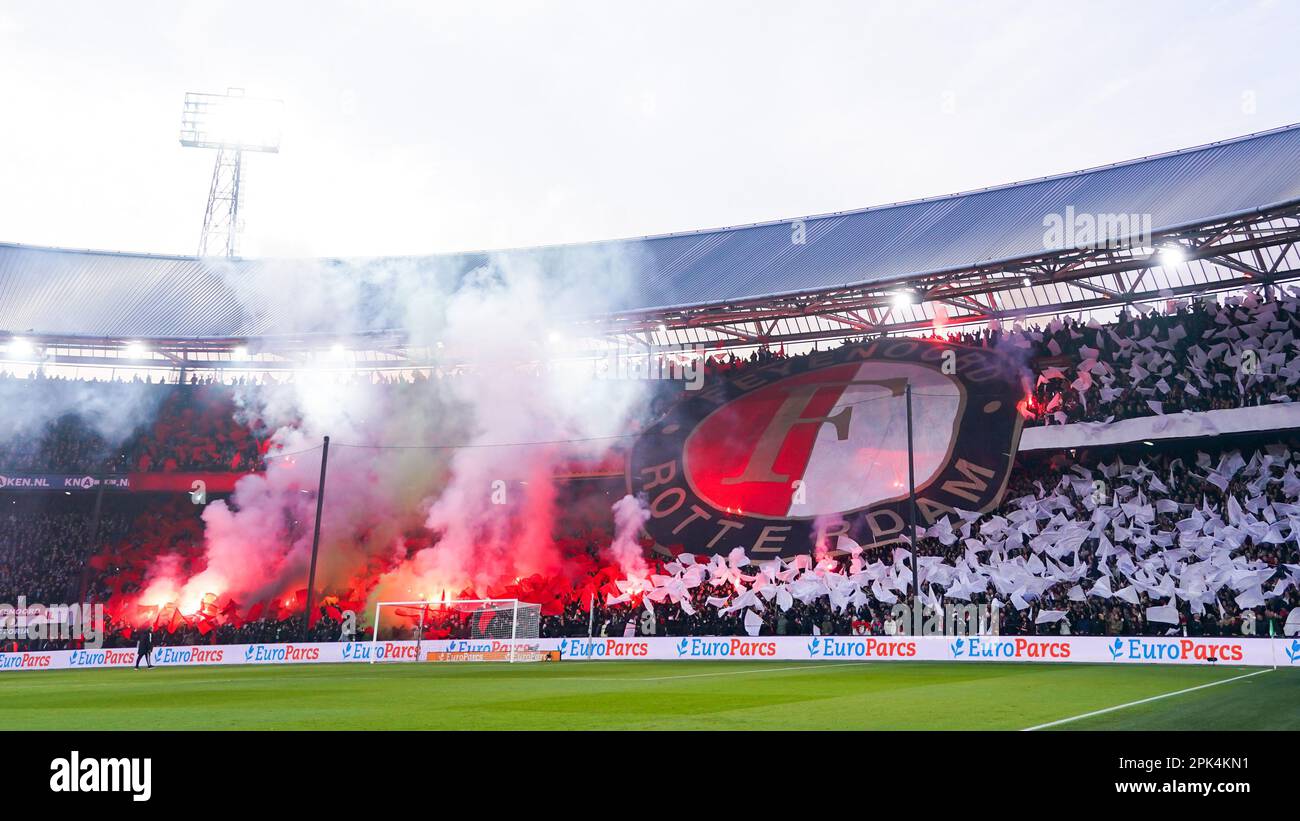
{"left": 1, "top": 0, "right": 1298, "bottom": 259}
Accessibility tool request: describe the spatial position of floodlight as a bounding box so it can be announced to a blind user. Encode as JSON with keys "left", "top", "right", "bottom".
{"left": 124, "top": 341, "right": 148, "bottom": 359}
{"left": 891, "top": 290, "right": 920, "bottom": 309}
{"left": 1157, "top": 244, "right": 1187, "bottom": 266}
{"left": 181, "top": 89, "right": 283, "bottom": 153}
{"left": 181, "top": 88, "right": 283, "bottom": 258}
{"left": 4, "top": 337, "right": 34, "bottom": 358}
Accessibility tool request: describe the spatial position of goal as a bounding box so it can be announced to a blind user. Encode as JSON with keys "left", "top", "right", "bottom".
{"left": 369, "top": 599, "right": 543, "bottom": 663}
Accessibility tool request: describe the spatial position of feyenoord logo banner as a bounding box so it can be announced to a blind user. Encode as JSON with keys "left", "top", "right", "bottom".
{"left": 627, "top": 340, "right": 1026, "bottom": 557}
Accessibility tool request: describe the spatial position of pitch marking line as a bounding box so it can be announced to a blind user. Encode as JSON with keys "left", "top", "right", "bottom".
{"left": 1021, "top": 668, "right": 1271, "bottom": 731}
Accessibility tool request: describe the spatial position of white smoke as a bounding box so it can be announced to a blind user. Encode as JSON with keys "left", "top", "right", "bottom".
{"left": 608, "top": 493, "right": 652, "bottom": 583}
{"left": 0, "top": 377, "right": 166, "bottom": 460}
{"left": 140, "top": 243, "right": 656, "bottom": 618}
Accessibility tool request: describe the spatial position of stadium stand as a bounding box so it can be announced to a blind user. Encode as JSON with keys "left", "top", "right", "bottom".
{"left": 3, "top": 295, "right": 1299, "bottom": 650}
{"left": 0, "top": 374, "right": 270, "bottom": 473}
{"left": 6, "top": 289, "right": 1300, "bottom": 476}
{"left": 6, "top": 125, "right": 1300, "bottom": 654}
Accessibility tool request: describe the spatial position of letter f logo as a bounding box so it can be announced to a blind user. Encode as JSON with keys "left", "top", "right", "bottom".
{"left": 721, "top": 378, "right": 906, "bottom": 485}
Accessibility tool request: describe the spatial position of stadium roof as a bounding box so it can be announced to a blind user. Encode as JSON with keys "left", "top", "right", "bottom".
{"left": 3, "top": 122, "right": 1300, "bottom": 347}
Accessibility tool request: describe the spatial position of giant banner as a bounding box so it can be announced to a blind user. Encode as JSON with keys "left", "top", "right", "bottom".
{"left": 627, "top": 340, "right": 1026, "bottom": 556}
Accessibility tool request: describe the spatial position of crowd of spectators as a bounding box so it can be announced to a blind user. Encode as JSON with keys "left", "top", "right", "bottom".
{"left": 0, "top": 373, "right": 270, "bottom": 474}
{"left": 1015, "top": 296, "right": 1300, "bottom": 426}
{"left": 5, "top": 292, "right": 1300, "bottom": 476}
{"left": 0, "top": 499, "right": 131, "bottom": 606}
{"left": 645, "top": 292, "right": 1300, "bottom": 432}
{"left": 4, "top": 435, "right": 1297, "bottom": 650}
{"left": 5, "top": 291, "right": 1300, "bottom": 650}
{"left": 539, "top": 436, "right": 1299, "bottom": 641}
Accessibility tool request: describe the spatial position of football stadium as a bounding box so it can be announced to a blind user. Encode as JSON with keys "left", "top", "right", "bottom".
{"left": 4, "top": 120, "right": 1300, "bottom": 736}
{"left": 2, "top": 8, "right": 1300, "bottom": 790}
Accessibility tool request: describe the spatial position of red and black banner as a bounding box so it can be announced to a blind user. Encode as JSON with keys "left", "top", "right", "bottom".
{"left": 627, "top": 339, "right": 1026, "bottom": 557}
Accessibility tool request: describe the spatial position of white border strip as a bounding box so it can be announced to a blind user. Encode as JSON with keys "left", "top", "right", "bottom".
{"left": 1018, "top": 402, "right": 1300, "bottom": 451}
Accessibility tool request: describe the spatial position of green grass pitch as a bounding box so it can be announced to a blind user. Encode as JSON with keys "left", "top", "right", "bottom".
{"left": 1, "top": 661, "right": 1296, "bottom": 730}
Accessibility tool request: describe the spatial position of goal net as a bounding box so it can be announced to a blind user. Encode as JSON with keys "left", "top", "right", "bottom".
{"left": 369, "top": 599, "right": 544, "bottom": 663}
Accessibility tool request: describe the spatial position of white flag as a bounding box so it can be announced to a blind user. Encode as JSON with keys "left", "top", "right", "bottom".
{"left": 1114, "top": 586, "right": 1140, "bottom": 605}
{"left": 1285, "top": 608, "right": 1300, "bottom": 637}
{"left": 1146, "top": 603, "right": 1180, "bottom": 624}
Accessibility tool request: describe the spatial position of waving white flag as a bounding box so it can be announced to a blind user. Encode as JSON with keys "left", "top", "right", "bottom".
{"left": 1146, "top": 603, "right": 1180, "bottom": 624}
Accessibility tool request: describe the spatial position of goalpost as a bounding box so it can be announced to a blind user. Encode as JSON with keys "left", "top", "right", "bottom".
{"left": 368, "top": 599, "right": 543, "bottom": 663}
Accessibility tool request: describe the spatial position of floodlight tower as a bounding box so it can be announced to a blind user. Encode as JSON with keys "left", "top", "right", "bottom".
{"left": 180, "top": 88, "right": 283, "bottom": 258}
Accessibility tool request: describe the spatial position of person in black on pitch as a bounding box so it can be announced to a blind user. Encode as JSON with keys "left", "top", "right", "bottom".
{"left": 134, "top": 629, "right": 153, "bottom": 669}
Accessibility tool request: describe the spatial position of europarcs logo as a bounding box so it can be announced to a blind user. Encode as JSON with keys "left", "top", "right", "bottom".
{"left": 1107, "top": 638, "right": 1246, "bottom": 663}
{"left": 672, "top": 637, "right": 777, "bottom": 658}
{"left": 949, "top": 636, "right": 1071, "bottom": 659}
{"left": 241, "top": 644, "right": 321, "bottom": 663}
{"left": 806, "top": 636, "right": 917, "bottom": 658}
{"left": 556, "top": 638, "right": 650, "bottom": 658}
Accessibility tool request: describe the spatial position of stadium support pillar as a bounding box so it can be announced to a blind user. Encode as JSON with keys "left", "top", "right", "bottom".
{"left": 415, "top": 603, "right": 427, "bottom": 659}
{"left": 905, "top": 383, "right": 918, "bottom": 606}
{"left": 77, "top": 481, "right": 106, "bottom": 602}
{"left": 302, "top": 435, "right": 330, "bottom": 642}
{"left": 510, "top": 600, "right": 519, "bottom": 663}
